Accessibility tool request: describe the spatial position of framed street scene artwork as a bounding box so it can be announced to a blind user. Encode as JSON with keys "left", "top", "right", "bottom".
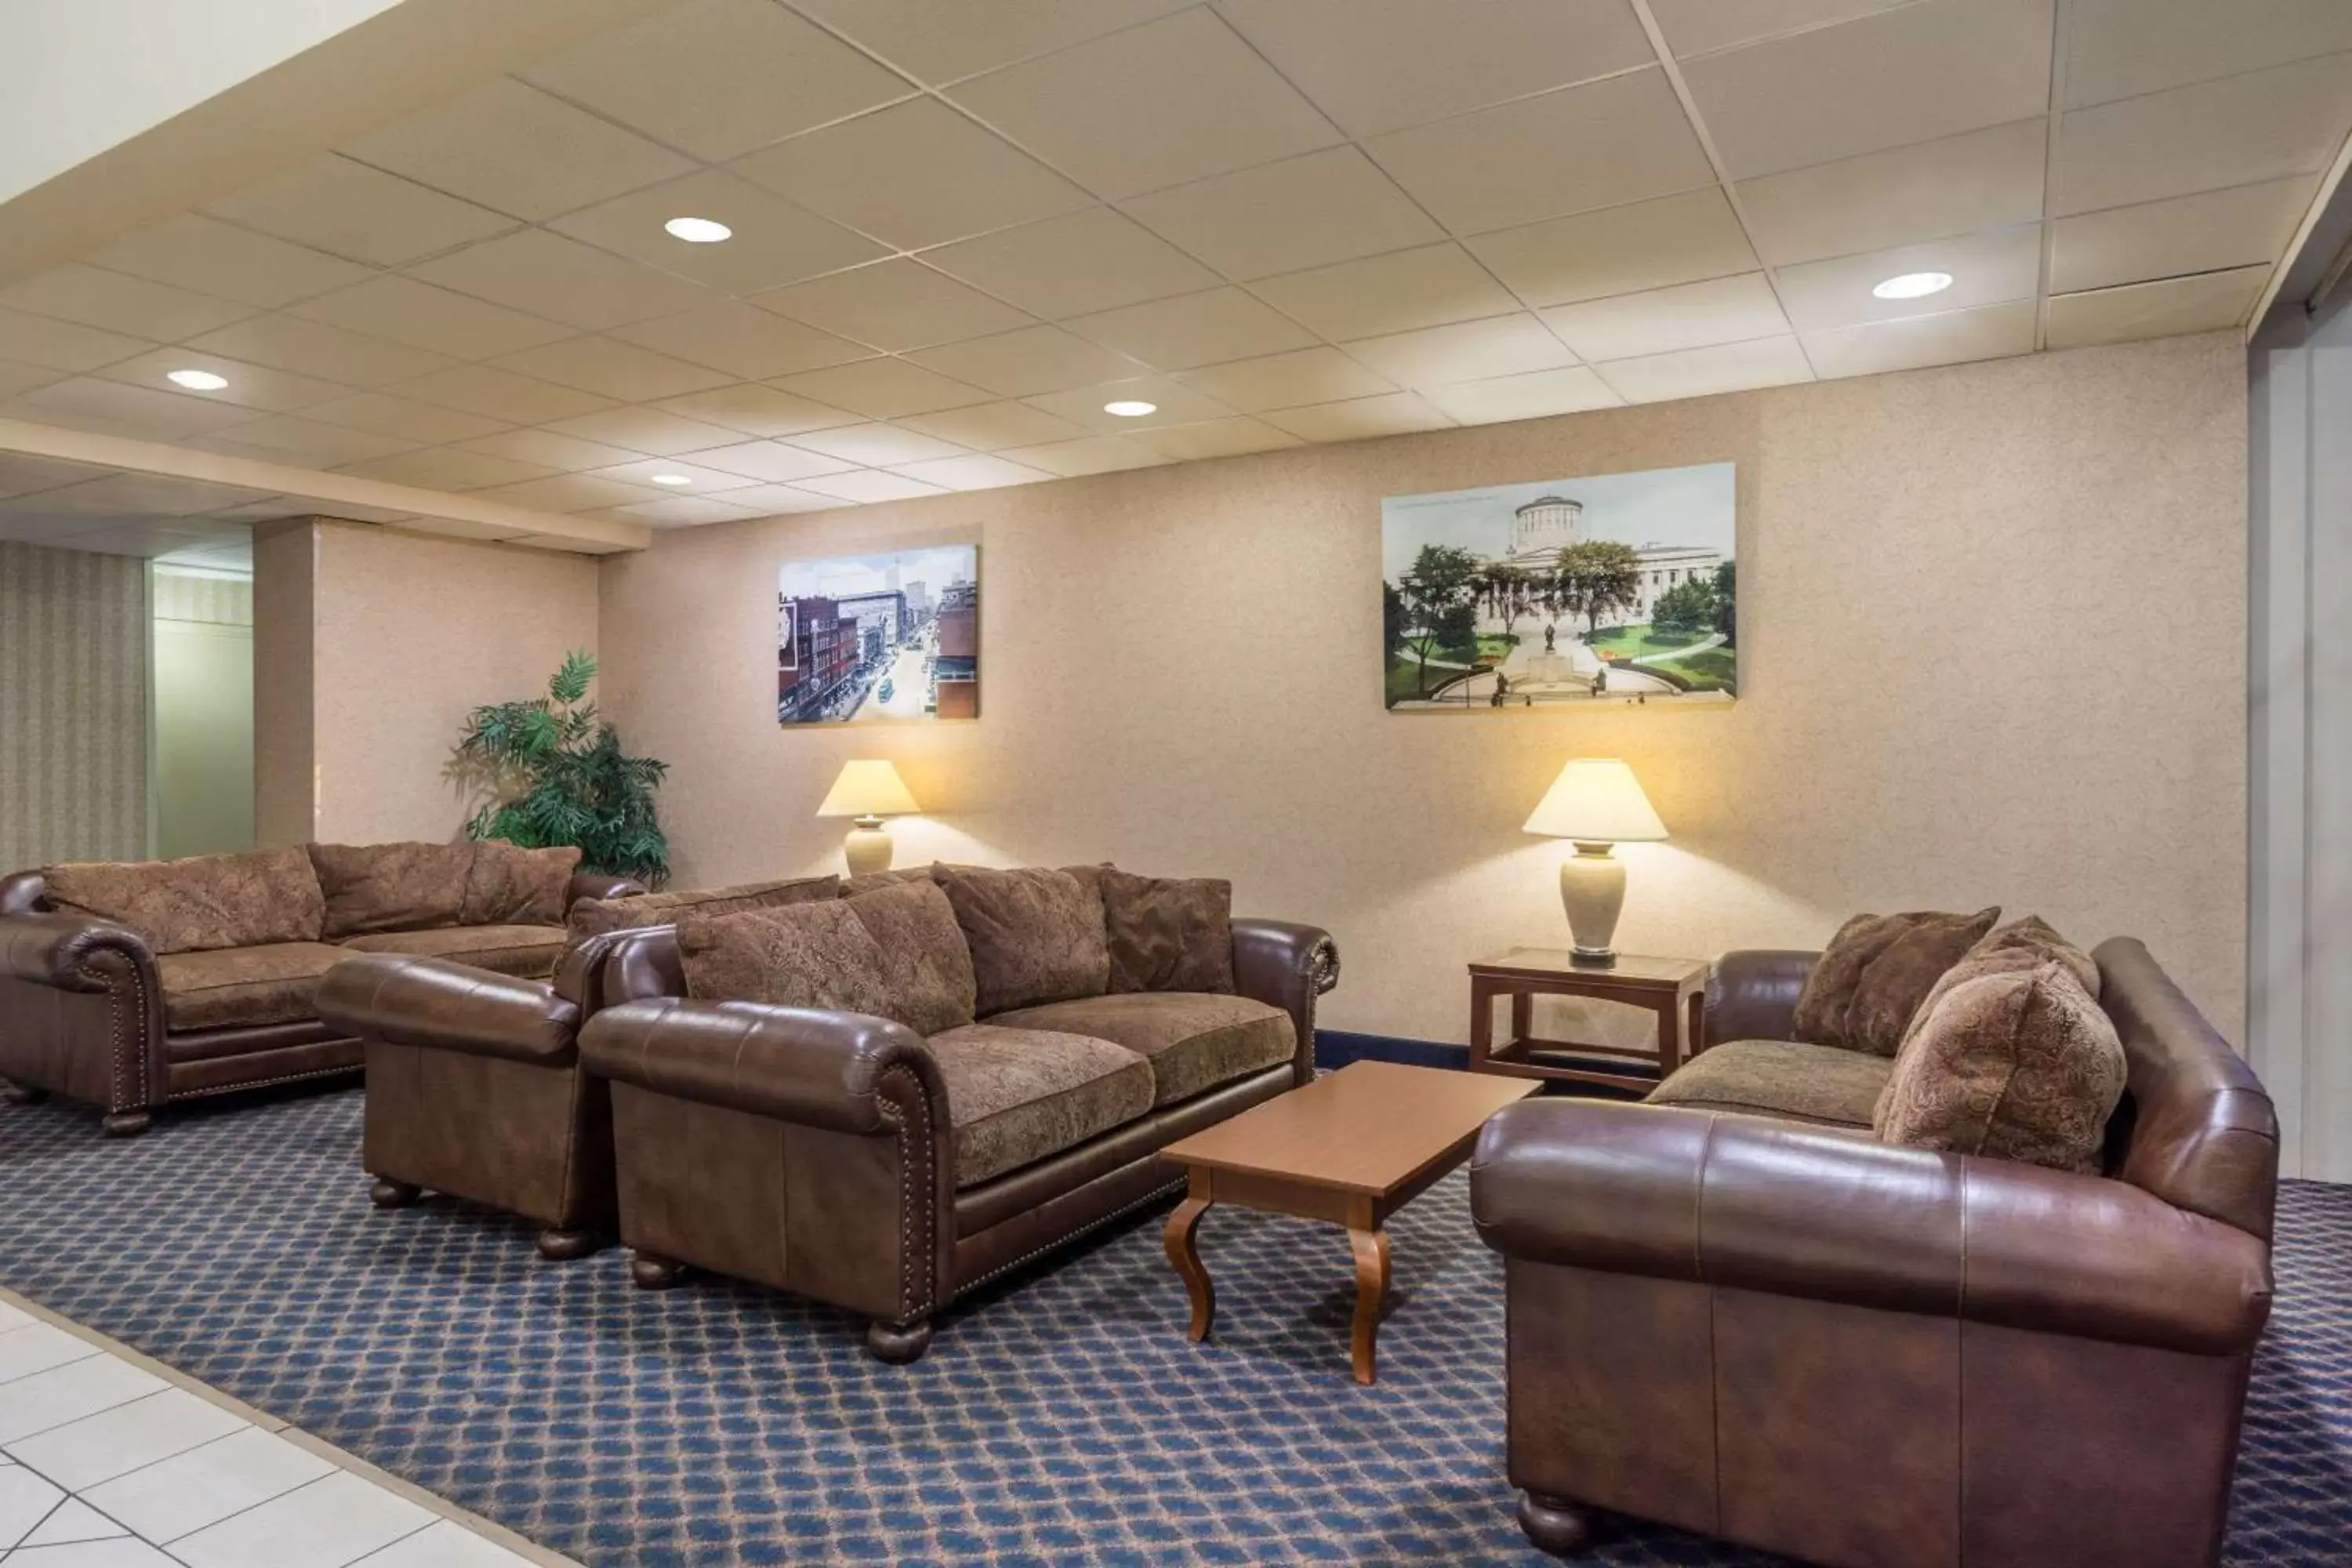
{"left": 779, "top": 546, "right": 978, "bottom": 724}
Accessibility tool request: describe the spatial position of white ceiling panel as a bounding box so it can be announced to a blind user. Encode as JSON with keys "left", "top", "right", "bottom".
{"left": 655, "top": 384, "right": 863, "bottom": 438}
{"left": 1021, "top": 374, "right": 1237, "bottom": 433}
{"left": 1771, "top": 223, "right": 2042, "bottom": 331}
{"left": 1645, "top": 0, "right": 1915, "bottom": 59}
{"left": 189, "top": 314, "right": 461, "bottom": 388}
{"left": 1736, "top": 118, "right": 2049, "bottom": 267}
{"left": 1341, "top": 314, "right": 1577, "bottom": 390}
{"left": 198, "top": 415, "right": 422, "bottom": 466}
{"left": 87, "top": 216, "right": 372, "bottom": 310}
{"left": 293, "top": 393, "right": 509, "bottom": 447}
{"left": 1465, "top": 188, "right": 1757, "bottom": 308}
{"left": 677, "top": 440, "right": 860, "bottom": 482}
{"left": 1177, "top": 347, "right": 1398, "bottom": 412}
{"left": 772, "top": 357, "right": 994, "bottom": 418}
{"left": 459, "top": 428, "right": 646, "bottom": 472}
{"left": 96, "top": 350, "right": 353, "bottom": 414}
{"left": 1121, "top": 147, "right": 1444, "bottom": 280}
{"left": 202, "top": 155, "right": 517, "bottom": 269}
{"left": 2051, "top": 178, "right": 2314, "bottom": 295}
{"left": 335, "top": 447, "right": 557, "bottom": 490}
{"left": 2043, "top": 267, "right": 2270, "bottom": 350}
{"left": 475, "top": 472, "right": 674, "bottom": 513}
{"left": 1125, "top": 416, "right": 1301, "bottom": 461}
{"left": 0, "top": 452, "right": 107, "bottom": 500}
{"left": 0, "top": 361, "right": 63, "bottom": 401}
{"left": 408, "top": 230, "right": 710, "bottom": 332}
{"left": 587, "top": 456, "right": 763, "bottom": 493}
{"left": 1592, "top": 334, "right": 1814, "bottom": 403}
{"left": 1541, "top": 272, "right": 1791, "bottom": 361}
{"left": 1249, "top": 243, "right": 1520, "bottom": 342}
{"left": 2065, "top": 0, "right": 2352, "bottom": 110}
{"left": 778, "top": 421, "right": 971, "bottom": 466}
{"left": 921, "top": 207, "right": 1221, "bottom": 318}
{"left": 289, "top": 277, "right": 574, "bottom": 361}
{"left": 785, "top": 0, "right": 1198, "bottom": 86}
{"left": 0, "top": 264, "right": 255, "bottom": 343}
{"left": 688, "top": 481, "right": 836, "bottom": 513}
{"left": 753, "top": 260, "right": 1034, "bottom": 352}
{"left": 611, "top": 302, "right": 873, "bottom": 380}
{"left": 2055, "top": 55, "right": 2352, "bottom": 216}
{"left": 549, "top": 169, "right": 890, "bottom": 295}
{"left": 1421, "top": 365, "right": 1623, "bottom": 425}
{"left": 888, "top": 452, "right": 1058, "bottom": 490}
{"left": 794, "top": 468, "right": 950, "bottom": 502}
{"left": 612, "top": 495, "right": 771, "bottom": 526}
{"left": 490, "top": 336, "right": 736, "bottom": 402}
{"left": 906, "top": 320, "right": 1185, "bottom": 397}
{"left": 1801, "top": 299, "right": 2038, "bottom": 379}
{"left": 395, "top": 364, "right": 617, "bottom": 425}
{"left": 543, "top": 406, "right": 750, "bottom": 456}
{"left": 994, "top": 434, "right": 1168, "bottom": 476}
{"left": 1259, "top": 392, "right": 1453, "bottom": 442}
{"left": 1365, "top": 69, "right": 1715, "bottom": 235}
{"left": 0, "top": 472, "right": 274, "bottom": 517}
{"left": 895, "top": 400, "right": 1092, "bottom": 451}
{"left": 0, "top": 307, "right": 152, "bottom": 374}
{"left": 17, "top": 377, "right": 257, "bottom": 440}
{"left": 1066, "top": 288, "right": 1318, "bottom": 370}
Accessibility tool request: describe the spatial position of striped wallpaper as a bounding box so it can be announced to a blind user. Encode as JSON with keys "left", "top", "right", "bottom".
{"left": 0, "top": 542, "right": 148, "bottom": 872}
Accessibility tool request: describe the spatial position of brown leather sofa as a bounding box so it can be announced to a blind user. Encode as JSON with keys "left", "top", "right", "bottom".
{"left": 575, "top": 913, "right": 1339, "bottom": 1363}
{"left": 1470, "top": 938, "right": 2278, "bottom": 1568}
{"left": 0, "top": 848, "right": 641, "bottom": 1136}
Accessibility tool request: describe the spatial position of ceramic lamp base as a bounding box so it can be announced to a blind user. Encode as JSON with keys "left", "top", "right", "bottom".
{"left": 844, "top": 818, "right": 894, "bottom": 876}
{"left": 1559, "top": 842, "right": 1625, "bottom": 965}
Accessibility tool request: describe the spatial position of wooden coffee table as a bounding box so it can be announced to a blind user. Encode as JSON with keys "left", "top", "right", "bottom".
{"left": 1160, "top": 1061, "right": 1541, "bottom": 1384}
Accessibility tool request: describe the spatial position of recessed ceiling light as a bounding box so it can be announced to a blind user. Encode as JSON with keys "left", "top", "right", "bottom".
{"left": 167, "top": 368, "right": 229, "bottom": 391}
{"left": 664, "top": 216, "right": 732, "bottom": 244}
{"left": 650, "top": 473, "right": 694, "bottom": 486}
{"left": 1103, "top": 399, "right": 1157, "bottom": 417}
{"left": 1872, "top": 270, "right": 1953, "bottom": 300}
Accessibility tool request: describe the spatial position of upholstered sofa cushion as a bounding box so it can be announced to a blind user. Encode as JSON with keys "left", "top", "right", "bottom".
{"left": 1875, "top": 960, "right": 2127, "bottom": 1173}
{"left": 935, "top": 866, "right": 1112, "bottom": 1015}
{"left": 1648, "top": 1038, "right": 1895, "bottom": 1129}
{"left": 566, "top": 874, "right": 838, "bottom": 943}
{"left": 459, "top": 842, "right": 580, "bottom": 927}
{"left": 1101, "top": 869, "right": 1235, "bottom": 995}
{"left": 45, "top": 847, "right": 325, "bottom": 955}
{"left": 677, "top": 901, "right": 897, "bottom": 1018}
{"left": 340, "top": 924, "right": 569, "bottom": 981}
{"left": 1791, "top": 906, "right": 2000, "bottom": 1056}
{"left": 844, "top": 865, "right": 938, "bottom": 897}
{"left": 308, "top": 841, "right": 475, "bottom": 938}
{"left": 844, "top": 878, "right": 976, "bottom": 1036}
{"left": 988, "top": 993, "right": 1292, "bottom": 1107}
{"left": 155, "top": 942, "right": 348, "bottom": 1032}
{"left": 924, "top": 1024, "right": 1154, "bottom": 1186}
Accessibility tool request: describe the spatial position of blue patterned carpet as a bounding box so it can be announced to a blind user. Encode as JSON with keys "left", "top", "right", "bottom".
{"left": 0, "top": 1086, "right": 2347, "bottom": 1566}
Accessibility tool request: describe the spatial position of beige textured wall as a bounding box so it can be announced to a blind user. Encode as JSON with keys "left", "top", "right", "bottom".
{"left": 0, "top": 541, "right": 147, "bottom": 869}
{"left": 600, "top": 334, "right": 2251, "bottom": 1043}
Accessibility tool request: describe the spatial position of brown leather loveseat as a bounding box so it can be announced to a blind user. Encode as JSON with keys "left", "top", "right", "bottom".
{"left": 1471, "top": 938, "right": 2277, "bottom": 1568}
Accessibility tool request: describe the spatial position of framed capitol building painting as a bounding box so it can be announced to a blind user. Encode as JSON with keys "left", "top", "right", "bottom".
{"left": 1381, "top": 463, "right": 1736, "bottom": 711}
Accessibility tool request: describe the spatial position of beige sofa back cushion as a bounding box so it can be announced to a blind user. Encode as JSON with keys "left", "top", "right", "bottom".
{"left": 677, "top": 900, "right": 898, "bottom": 1020}
{"left": 935, "top": 865, "right": 1111, "bottom": 1016}
{"left": 566, "top": 873, "right": 837, "bottom": 943}
{"left": 1791, "top": 906, "right": 1999, "bottom": 1056}
{"left": 44, "top": 847, "right": 325, "bottom": 954}
{"left": 459, "top": 842, "right": 580, "bottom": 926}
{"left": 308, "top": 842, "right": 477, "bottom": 938}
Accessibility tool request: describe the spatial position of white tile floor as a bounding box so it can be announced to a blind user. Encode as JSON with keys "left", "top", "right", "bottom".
{"left": 0, "top": 1293, "right": 575, "bottom": 1567}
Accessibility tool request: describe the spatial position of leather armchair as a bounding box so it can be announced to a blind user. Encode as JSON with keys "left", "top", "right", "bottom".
{"left": 1471, "top": 937, "right": 2277, "bottom": 1568}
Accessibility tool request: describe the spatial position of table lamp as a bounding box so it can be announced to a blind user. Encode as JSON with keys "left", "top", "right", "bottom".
{"left": 816, "top": 759, "right": 920, "bottom": 874}
{"left": 1523, "top": 758, "right": 1668, "bottom": 967}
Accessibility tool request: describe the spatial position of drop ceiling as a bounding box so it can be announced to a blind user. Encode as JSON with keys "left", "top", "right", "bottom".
{"left": 1, "top": 0, "right": 2347, "bottom": 548}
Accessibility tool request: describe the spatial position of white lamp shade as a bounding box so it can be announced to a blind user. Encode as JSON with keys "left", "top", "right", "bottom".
{"left": 815, "top": 759, "right": 920, "bottom": 818}
{"left": 1523, "top": 758, "right": 1668, "bottom": 843}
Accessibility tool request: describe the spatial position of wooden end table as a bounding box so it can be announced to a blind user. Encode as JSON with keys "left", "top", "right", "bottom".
{"left": 1160, "top": 1061, "right": 1539, "bottom": 1384}
{"left": 1467, "top": 949, "right": 1710, "bottom": 1093}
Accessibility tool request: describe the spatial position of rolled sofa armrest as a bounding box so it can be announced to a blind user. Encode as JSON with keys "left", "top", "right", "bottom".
{"left": 564, "top": 873, "right": 647, "bottom": 909}
{"left": 580, "top": 997, "right": 943, "bottom": 1137}
{"left": 1, "top": 910, "right": 157, "bottom": 992}
{"left": 1231, "top": 918, "right": 1338, "bottom": 1079}
{"left": 318, "top": 953, "right": 580, "bottom": 1065}
{"left": 1470, "top": 1098, "right": 2273, "bottom": 1357}
{"left": 1702, "top": 949, "right": 1818, "bottom": 1047}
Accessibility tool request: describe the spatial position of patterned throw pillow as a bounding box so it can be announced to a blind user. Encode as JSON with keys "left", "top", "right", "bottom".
{"left": 307, "top": 842, "right": 476, "bottom": 938}
{"left": 844, "top": 878, "right": 978, "bottom": 1036}
{"left": 1791, "top": 906, "right": 2000, "bottom": 1056}
{"left": 45, "top": 847, "right": 325, "bottom": 954}
{"left": 933, "top": 866, "right": 1112, "bottom": 1016}
{"left": 677, "top": 900, "right": 896, "bottom": 1020}
{"left": 458, "top": 842, "right": 580, "bottom": 927}
{"left": 565, "top": 875, "right": 838, "bottom": 945}
{"left": 1101, "top": 869, "right": 1235, "bottom": 994}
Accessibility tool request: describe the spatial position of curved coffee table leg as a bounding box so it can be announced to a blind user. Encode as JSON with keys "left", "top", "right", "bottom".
{"left": 1164, "top": 1195, "right": 1215, "bottom": 1341}
{"left": 1349, "top": 1225, "right": 1390, "bottom": 1385}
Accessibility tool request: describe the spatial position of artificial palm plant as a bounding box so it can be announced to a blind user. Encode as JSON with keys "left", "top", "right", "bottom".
{"left": 452, "top": 651, "right": 671, "bottom": 887}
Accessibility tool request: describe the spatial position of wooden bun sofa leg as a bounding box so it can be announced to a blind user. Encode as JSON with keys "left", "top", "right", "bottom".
{"left": 101, "top": 1109, "right": 153, "bottom": 1138}
{"left": 535, "top": 1227, "right": 603, "bottom": 1261}
{"left": 1517, "top": 1492, "right": 1596, "bottom": 1556}
{"left": 630, "top": 1251, "right": 686, "bottom": 1290}
{"left": 370, "top": 1176, "right": 422, "bottom": 1208}
{"left": 866, "top": 1319, "right": 932, "bottom": 1364}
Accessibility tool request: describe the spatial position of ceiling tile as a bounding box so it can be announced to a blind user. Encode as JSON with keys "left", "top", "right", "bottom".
{"left": 408, "top": 230, "right": 710, "bottom": 332}
{"left": 0, "top": 307, "right": 151, "bottom": 373}
{"left": 2065, "top": 0, "right": 2352, "bottom": 109}
{"left": 491, "top": 336, "right": 735, "bottom": 402}
{"left": 1541, "top": 272, "right": 1790, "bottom": 360}
{"left": 296, "top": 392, "right": 509, "bottom": 445}
{"left": 0, "top": 263, "right": 255, "bottom": 342}
{"left": 198, "top": 414, "right": 422, "bottom": 465}
{"left": 2043, "top": 266, "right": 2270, "bottom": 350}
{"left": 1772, "top": 223, "right": 2042, "bottom": 331}
{"left": 2056, "top": 55, "right": 2352, "bottom": 215}
{"left": 1066, "top": 288, "right": 1317, "bottom": 370}
{"left": 1592, "top": 335, "right": 1814, "bottom": 403}
{"left": 949, "top": 9, "right": 1341, "bottom": 199}
{"left": 0, "top": 361, "right": 64, "bottom": 400}
{"left": 753, "top": 260, "right": 1034, "bottom": 351}
{"left": 896, "top": 399, "right": 1092, "bottom": 449}
{"left": 548, "top": 169, "right": 889, "bottom": 295}
{"left": 1121, "top": 147, "right": 1444, "bottom": 280}
{"left": 787, "top": 0, "right": 1196, "bottom": 84}
{"left": 475, "top": 473, "right": 673, "bottom": 513}
{"left": 785, "top": 423, "right": 972, "bottom": 466}
{"left": 701, "top": 482, "right": 838, "bottom": 514}
{"left": 0, "top": 452, "right": 107, "bottom": 500}
{"left": 1465, "top": 188, "right": 1755, "bottom": 309}
{"left": 1341, "top": 314, "right": 1577, "bottom": 388}
{"left": 1125, "top": 416, "right": 1302, "bottom": 461}
{"left": 341, "top": 77, "right": 696, "bottom": 221}
{"left": 1248, "top": 243, "right": 1518, "bottom": 340}
{"left": 2052, "top": 178, "right": 2314, "bottom": 294}
{"left": 289, "top": 276, "right": 573, "bottom": 361}
{"left": 994, "top": 434, "right": 1169, "bottom": 476}
{"left": 731, "top": 98, "right": 1091, "bottom": 250}
{"left": 334, "top": 447, "right": 556, "bottom": 489}
{"left": 1736, "top": 118, "right": 2048, "bottom": 267}
{"left": 204, "top": 155, "right": 516, "bottom": 268}
{"left": 544, "top": 406, "right": 750, "bottom": 456}
{"left": 1421, "top": 365, "right": 1624, "bottom": 425}
{"left": 1021, "top": 374, "right": 1236, "bottom": 431}
{"left": 87, "top": 216, "right": 372, "bottom": 310}
{"left": 459, "top": 428, "right": 646, "bottom": 471}
{"left": 0, "top": 473, "right": 272, "bottom": 517}
{"left": 187, "top": 313, "right": 459, "bottom": 387}
{"left": 1800, "top": 299, "right": 2038, "bottom": 379}
{"left": 1258, "top": 391, "right": 1453, "bottom": 441}
{"left": 1646, "top": 0, "right": 1913, "bottom": 58}
{"left": 655, "top": 383, "right": 863, "bottom": 437}
{"left": 1366, "top": 70, "right": 1712, "bottom": 236}
{"left": 96, "top": 350, "right": 350, "bottom": 413}
{"left": 612, "top": 302, "right": 875, "bottom": 379}
{"left": 17, "top": 377, "right": 255, "bottom": 439}
{"left": 888, "top": 452, "right": 1056, "bottom": 490}
{"left": 1218, "top": 0, "right": 1656, "bottom": 138}
{"left": 795, "top": 468, "right": 952, "bottom": 503}
{"left": 922, "top": 207, "right": 1221, "bottom": 318}
{"left": 1680, "top": 0, "right": 2054, "bottom": 180}
{"left": 612, "top": 495, "right": 771, "bottom": 527}
{"left": 1176, "top": 346, "right": 1397, "bottom": 412}
{"left": 772, "top": 358, "right": 993, "bottom": 417}
{"left": 588, "top": 457, "right": 763, "bottom": 492}
{"left": 677, "top": 439, "right": 862, "bottom": 481}
{"left": 524, "top": 0, "right": 913, "bottom": 162}
{"left": 395, "top": 364, "right": 616, "bottom": 424}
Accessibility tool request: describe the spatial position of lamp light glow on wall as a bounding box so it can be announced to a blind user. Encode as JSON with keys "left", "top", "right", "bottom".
{"left": 816, "top": 759, "right": 921, "bottom": 874}
{"left": 1523, "top": 758, "right": 1668, "bottom": 967}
